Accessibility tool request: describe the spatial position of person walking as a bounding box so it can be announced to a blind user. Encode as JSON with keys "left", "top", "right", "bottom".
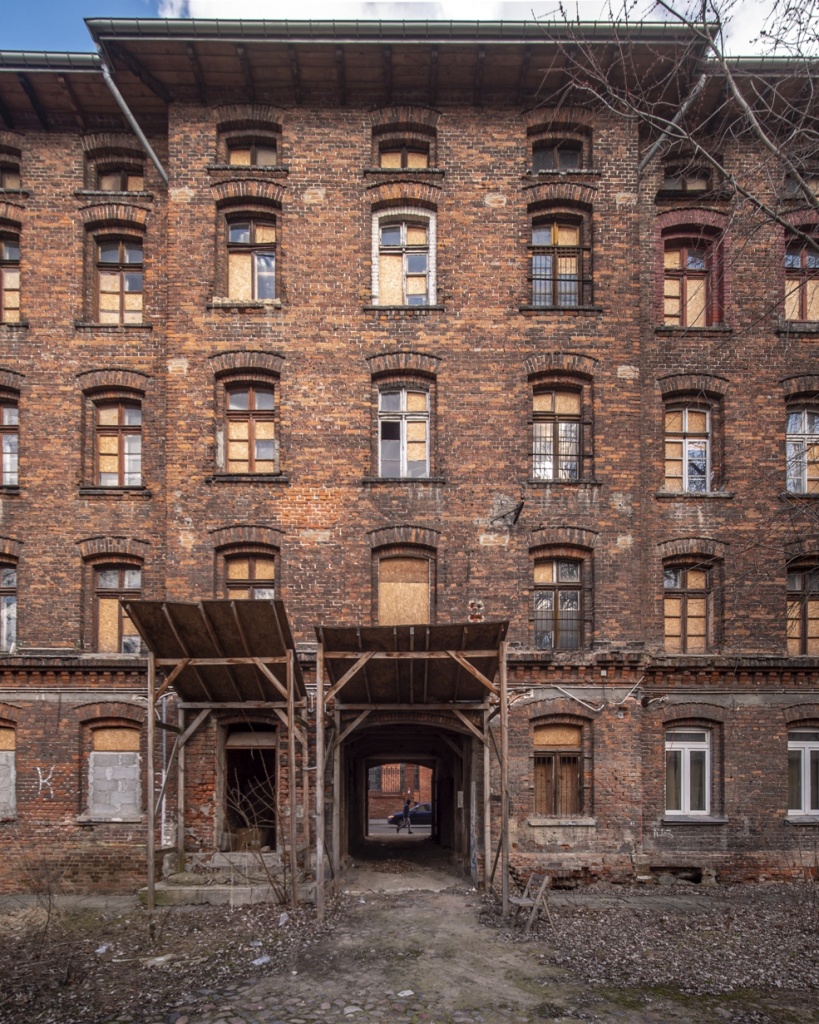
{"left": 401, "top": 793, "right": 413, "bottom": 834}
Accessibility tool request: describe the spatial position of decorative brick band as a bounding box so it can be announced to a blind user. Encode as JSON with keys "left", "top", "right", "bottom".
{"left": 0, "top": 202, "right": 24, "bottom": 228}
{"left": 368, "top": 182, "right": 441, "bottom": 209}
{"left": 783, "top": 703, "right": 819, "bottom": 724}
{"left": 368, "top": 525, "right": 441, "bottom": 550}
{"left": 0, "top": 369, "right": 24, "bottom": 392}
{"left": 80, "top": 204, "right": 149, "bottom": 230}
{"left": 524, "top": 182, "right": 597, "bottom": 208}
{"left": 210, "top": 524, "right": 284, "bottom": 549}
{"left": 662, "top": 702, "right": 728, "bottom": 724}
{"left": 0, "top": 536, "right": 22, "bottom": 559}
{"left": 523, "top": 107, "right": 595, "bottom": 131}
{"left": 785, "top": 535, "right": 819, "bottom": 561}
{"left": 76, "top": 536, "right": 150, "bottom": 561}
{"left": 781, "top": 374, "right": 819, "bottom": 399}
{"left": 76, "top": 700, "right": 146, "bottom": 726}
{"left": 366, "top": 350, "right": 441, "bottom": 379}
{"left": 211, "top": 180, "right": 285, "bottom": 207}
{"left": 76, "top": 368, "right": 150, "bottom": 395}
{"left": 529, "top": 526, "right": 598, "bottom": 551}
{"left": 657, "top": 372, "right": 729, "bottom": 398}
{"left": 81, "top": 132, "right": 142, "bottom": 156}
{"left": 525, "top": 352, "right": 598, "bottom": 379}
{"left": 215, "top": 104, "right": 286, "bottom": 131}
{"left": 656, "top": 537, "right": 727, "bottom": 560}
{"left": 209, "top": 350, "right": 285, "bottom": 377}
{"left": 370, "top": 106, "right": 440, "bottom": 131}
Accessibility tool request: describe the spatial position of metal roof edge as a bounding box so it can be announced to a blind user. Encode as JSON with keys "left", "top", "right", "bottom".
{"left": 0, "top": 52, "right": 101, "bottom": 71}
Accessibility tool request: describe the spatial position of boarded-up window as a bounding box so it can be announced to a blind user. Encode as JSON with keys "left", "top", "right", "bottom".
{"left": 379, "top": 144, "right": 429, "bottom": 169}
{"left": 96, "top": 401, "right": 142, "bottom": 487}
{"left": 225, "top": 385, "right": 277, "bottom": 473}
{"left": 664, "top": 566, "right": 710, "bottom": 654}
{"left": 663, "top": 241, "right": 714, "bottom": 327}
{"left": 534, "top": 723, "right": 581, "bottom": 815}
{"left": 0, "top": 165, "right": 21, "bottom": 190}
{"left": 0, "top": 726, "right": 15, "bottom": 818}
{"left": 225, "top": 553, "right": 276, "bottom": 599}
{"left": 785, "top": 236, "right": 819, "bottom": 321}
{"left": 98, "top": 168, "right": 144, "bottom": 191}
{"left": 228, "top": 220, "right": 276, "bottom": 300}
{"left": 379, "top": 388, "right": 429, "bottom": 478}
{"left": 787, "top": 570, "right": 819, "bottom": 655}
{"left": 786, "top": 408, "right": 819, "bottom": 494}
{"left": 532, "top": 390, "right": 581, "bottom": 480}
{"left": 97, "top": 239, "right": 143, "bottom": 325}
{"left": 378, "top": 220, "right": 429, "bottom": 306}
{"left": 95, "top": 566, "right": 142, "bottom": 654}
{"left": 88, "top": 726, "right": 140, "bottom": 819}
{"left": 0, "top": 235, "right": 21, "bottom": 325}
{"left": 664, "top": 406, "right": 710, "bottom": 493}
{"left": 379, "top": 556, "right": 430, "bottom": 625}
{"left": 228, "top": 142, "right": 277, "bottom": 167}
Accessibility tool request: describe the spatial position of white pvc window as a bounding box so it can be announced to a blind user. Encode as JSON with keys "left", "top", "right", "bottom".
{"left": 665, "top": 729, "right": 710, "bottom": 815}
{"left": 788, "top": 730, "right": 819, "bottom": 814}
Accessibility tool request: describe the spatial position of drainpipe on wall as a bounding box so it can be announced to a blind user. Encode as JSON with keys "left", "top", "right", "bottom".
{"left": 98, "top": 58, "right": 169, "bottom": 187}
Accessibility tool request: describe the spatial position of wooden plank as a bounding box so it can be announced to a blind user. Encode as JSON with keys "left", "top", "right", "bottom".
{"left": 452, "top": 709, "right": 488, "bottom": 747}
{"left": 446, "top": 651, "right": 500, "bottom": 695}
{"left": 335, "top": 710, "right": 372, "bottom": 747}
{"left": 325, "top": 650, "right": 377, "bottom": 702}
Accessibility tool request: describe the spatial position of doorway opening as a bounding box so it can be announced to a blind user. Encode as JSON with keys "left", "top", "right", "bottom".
{"left": 223, "top": 727, "right": 277, "bottom": 850}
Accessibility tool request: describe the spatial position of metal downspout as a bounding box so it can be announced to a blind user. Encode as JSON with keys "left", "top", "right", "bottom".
{"left": 98, "top": 58, "right": 169, "bottom": 186}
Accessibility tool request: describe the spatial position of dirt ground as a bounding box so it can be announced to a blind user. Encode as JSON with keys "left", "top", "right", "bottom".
{"left": 1, "top": 840, "right": 818, "bottom": 1024}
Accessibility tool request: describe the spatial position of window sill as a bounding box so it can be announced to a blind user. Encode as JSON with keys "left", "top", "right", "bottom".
{"left": 363, "top": 305, "right": 445, "bottom": 314}
{"left": 776, "top": 320, "right": 819, "bottom": 336}
{"left": 782, "top": 490, "right": 819, "bottom": 500}
{"left": 79, "top": 486, "right": 152, "bottom": 497}
{"left": 655, "top": 490, "right": 734, "bottom": 500}
{"left": 363, "top": 167, "right": 445, "bottom": 178}
{"left": 661, "top": 815, "right": 728, "bottom": 825}
{"left": 74, "top": 321, "right": 153, "bottom": 331}
{"left": 76, "top": 814, "right": 144, "bottom": 825}
{"left": 528, "top": 816, "right": 596, "bottom": 827}
{"left": 519, "top": 305, "right": 602, "bottom": 315}
{"left": 0, "top": 321, "right": 29, "bottom": 330}
{"left": 655, "top": 325, "right": 732, "bottom": 336}
{"left": 207, "top": 164, "right": 289, "bottom": 176}
{"left": 528, "top": 477, "right": 600, "bottom": 488}
{"left": 208, "top": 297, "right": 282, "bottom": 311}
{"left": 522, "top": 169, "right": 601, "bottom": 180}
{"left": 0, "top": 485, "right": 19, "bottom": 495}
{"left": 785, "top": 815, "right": 819, "bottom": 825}
{"left": 74, "top": 189, "right": 154, "bottom": 201}
{"left": 0, "top": 188, "right": 29, "bottom": 198}
{"left": 362, "top": 475, "right": 446, "bottom": 486}
{"left": 206, "top": 473, "right": 289, "bottom": 485}
{"left": 0, "top": 814, "right": 17, "bottom": 823}
{"left": 654, "top": 187, "right": 733, "bottom": 202}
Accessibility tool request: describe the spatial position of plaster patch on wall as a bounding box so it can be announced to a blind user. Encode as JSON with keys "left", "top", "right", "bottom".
{"left": 617, "top": 365, "right": 639, "bottom": 379}
{"left": 616, "top": 535, "right": 634, "bottom": 549}
{"left": 168, "top": 358, "right": 189, "bottom": 375}
{"left": 302, "top": 187, "right": 326, "bottom": 204}
{"left": 484, "top": 193, "right": 507, "bottom": 207}
{"left": 300, "top": 530, "right": 332, "bottom": 543}
{"left": 479, "top": 533, "right": 510, "bottom": 547}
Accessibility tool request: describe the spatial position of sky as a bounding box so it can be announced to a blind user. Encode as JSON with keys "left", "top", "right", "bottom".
{"left": 0, "top": 0, "right": 772, "bottom": 55}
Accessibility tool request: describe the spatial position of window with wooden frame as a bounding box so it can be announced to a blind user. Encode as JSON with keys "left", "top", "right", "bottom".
{"left": 96, "top": 237, "right": 143, "bottom": 324}
{"left": 785, "top": 232, "right": 819, "bottom": 321}
{"left": 1, "top": 395, "right": 18, "bottom": 486}
{"left": 227, "top": 217, "right": 277, "bottom": 301}
{"left": 375, "top": 215, "right": 431, "bottom": 306}
{"left": 532, "top": 388, "right": 581, "bottom": 480}
{"left": 533, "top": 558, "right": 582, "bottom": 651}
{"left": 377, "top": 551, "right": 433, "bottom": 626}
{"left": 787, "top": 567, "right": 819, "bottom": 655}
{"left": 94, "top": 565, "right": 142, "bottom": 654}
{"left": 661, "top": 166, "right": 711, "bottom": 192}
{"left": 663, "top": 564, "right": 711, "bottom": 653}
{"left": 378, "top": 386, "right": 429, "bottom": 478}
{"left": 0, "top": 563, "right": 16, "bottom": 652}
{"left": 663, "top": 234, "right": 721, "bottom": 326}
{"left": 788, "top": 729, "right": 819, "bottom": 814}
{"left": 0, "top": 234, "right": 20, "bottom": 324}
{"left": 664, "top": 404, "right": 711, "bottom": 493}
{"left": 786, "top": 406, "right": 819, "bottom": 493}
{"left": 532, "top": 141, "right": 583, "bottom": 172}
{"left": 227, "top": 138, "right": 278, "bottom": 167}
{"left": 94, "top": 400, "right": 142, "bottom": 487}
{"left": 529, "top": 217, "right": 590, "bottom": 308}
{"left": 97, "top": 165, "right": 144, "bottom": 192}
{"left": 379, "top": 141, "right": 430, "bottom": 169}
{"left": 223, "top": 550, "right": 277, "bottom": 599}
{"left": 0, "top": 164, "right": 20, "bottom": 190}
{"left": 0, "top": 724, "right": 15, "bottom": 819}
{"left": 665, "top": 728, "right": 710, "bottom": 815}
{"left": 224, "top": 382, "right": 277, "bottom": 474}
{"left": 533, "top": 722, "right": 583, "bottom": 815}
{"left": 86, "top": 724, "right": 141, "bottom": 820}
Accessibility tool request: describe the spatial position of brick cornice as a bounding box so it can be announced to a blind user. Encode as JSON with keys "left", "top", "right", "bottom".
{"left": 525, "top": 351, "right": 598, "bottom": 379}
{"left": 366, "top": 350, "right": 441, "bottom": 379}
{"left": 209, "top": 524, "right": 284, "bottom": 549}
{"left": 209, "top": 350, "right": 285, "bottom": 377}
{"left": 368, "top": 525, "right": 441, "bottom": 550}
{"left": 529, "top": 526, "right": 599, "bottom": 550}
{"left": 76, "top": 536, "right": 150, "bottom": 561}
{"left": 656, "top": 536, "right": 727, "bottom": 560}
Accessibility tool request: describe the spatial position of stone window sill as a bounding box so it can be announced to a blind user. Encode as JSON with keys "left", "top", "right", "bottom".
{"left": 0, "top": 321, "right": 29, "bottom": 330}
{"left": 208, "top": 297, "right": 282, "bottom": 311}
{"left": 528, "top": 816, "right": 597, "bottom": 827}
{"left": 519, "top": 305, "right": 602, "bottom": 315}
{"left": 655, "top": 490, "right": 734, "bottom": 500}
{"left": 362, "top": 476, "right": 445, "bottom": 486}
{"left": 363, "top": 167, "right": 445, "bottom": 178}
{"left": 207, "top": 473, "right": 289, "bottom": 485}
{"left": 74, "top": 321, "right": 153, "bottom": 331}
{"left": 363, "top": 305, "right": 445, "bottom": 314}
{"left": 528, "top": 477, "right": 600, "bottom": 487}
{"left": 207, "top": 164, "right": 289, "bottom": 176}
{"left": 776, "top": 320, "right": 819, "bottom": 336}
{"left": 79, "top": 486, "right": 152, "bottom": 498}
{"left": 655, "top": 325, "right": 733, "bottom": 337}
{"left": 785, "top": 814, "right": 819, "bottom": 825}
{"left": 661, "top": 815, "right": 728, "bottom": 825}
{"left": 522, "top": 169, "right": 601, "bottom": 180}
{"left": 76, "top": 814, "right": 144, "bottom": 825}
{"left": 0, "top": 188, "right": 29, "bottom": 198}
{"left": 782, "top": 491, "right": 819, "bottom": 500}
{"left": 75, "top": 189, "right": 154, "bottom": 201}
{"left": 0, "top": 485, "right": 19, "bottom": 495}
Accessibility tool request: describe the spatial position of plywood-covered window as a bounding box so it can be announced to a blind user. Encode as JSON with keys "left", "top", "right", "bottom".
{"left": 786, "top": 407, "right": 819, "bottom": 493}
{"left": 95, "top": 566, "right": 141, "bottom": 654}
{"left": 0, "top": 164, "right": 21, "bottom": 190}
{"left": 785, "top": 233, "right": 819, "bottom": 321}
{"left": 227, "top": 219, "right": 276, "bottom": 301}
{"left": 228, "top": 140, "right": 278, "bottom": 167}
{"left": 662, "top": 168, "right": 711, "bottom": 192}
{"left": 0, "top": 564, "right": 16, "bottom": 653}
{"left": 378, "top": 555, "right": 431, "bottom": 626}
{"left": 533, "top": 142, "right": 582, "bottom": 172}
{"left": 534, "top": 723, "right": 582, "bottom": 815}
{"left": 225, "top": 384, "right": 277, "bottom": 474}
{"left": 533, "top": 558, "right": 582, "bottom": 650}
{"left": 664, "top": 405, "right": 711, "bottom": 493}
{"left": 95, "top": 401, "right": 142, "bottom": 487}
{"left": 379, "top": 143, "right": 429, "bottom": 169}
{"left": 787, "top": 569, "right": 819, "bottom": 656}
{"left": 0, "top": 234, "right": 20, "bottom": 324}
{"left": 97, "top": 238, "right": 143, "bottom": 324}
{"left": 378, "top": 219, "right": 429, "bottom": 306}
{"left": 88, "top": 726, "right": 141, "bottom": 820}
{"left": 529, "top": 219, "right": 589, "bottom": 307}
{"left": 97, "top": 166, "right": 144, "bottom": 191}
{"left": 532, "top": 389, "right": 580, "bottom": 480}
{"left": 1, "top": 396, "right": 18, "bottom": 486}
{"left": 663, "top": 236, "right": 721, "bottom": 327}
{"left": 0, "top": 725, "right": 16, "bottom": 818}
{"left": 224, "top": 553, "right": 276, "bottom": 599}
{"left": 663, "top": 565, "right": 710, "bottom": 654}
{"left": 379, "top": 387, "right": 429, "bottom": 478}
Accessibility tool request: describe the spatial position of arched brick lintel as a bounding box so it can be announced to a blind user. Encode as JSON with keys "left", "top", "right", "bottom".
{"left": 525, "top": 351, "right": 598, "bottom": 379}
{"left": 529, "top": 526, "right": 598, "bottom": 551}
{"left": 367, "top": 350, "right": 441, "bottom": 379}
{"left": 76, "top": 536, "right": 150, "bottom": 561}
{"left": 368, "top": 525, "right": 441, "bottom": 551}
{"left": 656, "top": 537, "right": 727, "bottom": 561}
{"left": 209, "top": 350, "right": 286, "bottom": 377}
{"left": 210, "top": 524, "right": 285, "bottom": 550}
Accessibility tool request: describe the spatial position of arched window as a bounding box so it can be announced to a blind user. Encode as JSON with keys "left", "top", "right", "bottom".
{"left": 529, "top": 218, "right": 589, "bottom": 308}
{"left": 788, "top": 728, "right": 819, "bottom": 814}
{"left": 223, "top": 550, "right": 277, "bottom": 599}
{"left": 378, "top": 385, "right": 429, "bottom": 478}
{"left": 1, "top": 392, "right": 18, "bottom": 486}
{"left": 533, "top": 721, "right": 583, "bottom": 815}
{"left": 663, "top": 564, "right": 711, "bottom": 653}
{"left": 662, "top": 231, "right": 722, "bottom": 326}
{"left": 0, "top": 724, "right": 16, "bottom": 819}
{"left": 665, "top": 727, "right": 710, "bottom": 815}
{"left": 664, "top": 403, "right": 711, "bottom": 493}
{"left": 86, "top": 724, "right": 141, "bottom": 820}
{"left": 532, "top": 387, "right": 581, "bottom": 481}
{"left": 227, "top": 217, "right": 277, "bottom": 300}
{"left": 533, "top": 557, "right": 583, "bottom": 650}
{"left": 0, "top": 562, "right": 16, "bottom": 652}
{"left": 224, "top": 382, "right": 277, "bottom": 474}
{"left": 786, "top": 567, "right": 819, "bottom": 655}
{"left": 784, "top": 230, "right": 819, "bottom": 321}
{"left": 94, "top": 399, "right": 142, "bottom": 487}
{"left": 372, "top": 208, "right": 436, "bottom": 307}
{"left": 94, "top": 565, "right": 142, "bottom": 653}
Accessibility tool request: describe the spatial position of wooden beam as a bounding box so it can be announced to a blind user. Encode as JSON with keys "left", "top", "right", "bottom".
{"left": 325, "top": 650, "right": 377, "bottom": 702}
{"left": 17, "top": 74, "right": 48, "bottom": 130}
{"left": 57, "top": 75, "right": 85, "bottom": 131}
{"left": 516, "top": 45, "right": 531, "bottom": 106}
{"left": 271, "top": 706, "right": 307, "bottom": 748}
{"left": 146, "top": 653, "right": 156, "bottom": 914}
{"left": 452, "top": 709, "right": 488, "bottom": 747}
{"left": 178, "top": 700, "right": 303, "bottom": 709}
{"left": 440, "top": 733, "right": 464, "bottom": 760}
{"left": 333, "top": 702, "right": 488, "bottom": 711}
{"left": 336, "top": 709, "right": 372, "bottom": 747}
{"left": 177, "top": 706, "right": 185, "bottom": 872}
{"left": 236, "top": 45, "right": 256, "bottom": 103}
{"left": 177, "top": 708, "right": 211, "bottom": 748}
{"left": 288, "top": 44, "right": 302, "bottom": 103}
{"left": 288, "top": 649, "right": 298, "bottom": 909}
{"left": 155, "top": 656, "right": 288, "bottom": 667}
{"left": 186, "top": 43, "right": 209, "bottom": 105}
{"left": 446, "top": 651, "right": 499, "bottom": 695}
{"left": 109, "top": 42, "right": 171, "bottom": 103}
{"left": 155, "top": 659, "right": 189, "bottom": 701}
{"left": 500, "top": 640, "right": 510, "bottom": 919}
{"left": 428, "top": 46, "right": 439, "bottom": 106}
{"left": 253, "top": 658, "right": 288, "bottom": 701}
{"left": 383, "top": 45, "right": 392, "bottom": 104}
{"left": 483, "top": 708, "right": 491, "bottom": 892}
{"left": 335, "top": 47, "right": 346, "bottom": 106}
{"left": 322, "top": 649, "right": 499, "bottom": 660}
{"left": 315, "top": 643, "right": 326, "bottom": 922}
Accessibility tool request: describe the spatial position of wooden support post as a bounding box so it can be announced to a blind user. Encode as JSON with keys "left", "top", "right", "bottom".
{"left": 332, "top": 708, "right": 341, "bottom": 884}
{"left": 483, "top": 708, "right": 491, "bottom": 891}
{"left": 177, "top": 705, "right": 186, "bottom": 872}
{"left": 288, "top": 648, "right": 298, "bottom": 909}
{"left": 500, "top": 640, "right": 510, "bottom": 919}
{"left": 315, "top": 644, "right": 325, "bottom": 923}
{"left": 146, "top": 653, "right": 156, "bottom": 914}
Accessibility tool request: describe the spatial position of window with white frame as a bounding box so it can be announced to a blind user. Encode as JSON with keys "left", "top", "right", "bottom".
{"left": 665, "top": 728, "right": 710, "bottom": 815}
{"left": 372, "top": 209, "right": 435, "bottom": 306}
{"left": 0, "top": 563, "right": 16, "bottom": 652}
{"left": 87, "top": 726, "right": 141, "bottom": 820}
{"left": 788, "top": 729, "right": 819, "bottom": 814}
{"left": 1, "top": 396, "right": 18, "bottom": 486}
{"left": 664, "top": 405, "right": 711, "bottom": 492}
{"left": 786, "top": 407, "right": 819, "bottom": 494}
{"left": 0, "top": 725, "right": 15, "bottom": 818}
{"left": 378, "top": 387, "right": 429, "bottom": 478}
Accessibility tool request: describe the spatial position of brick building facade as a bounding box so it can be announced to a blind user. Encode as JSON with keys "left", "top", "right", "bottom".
{"left": 0, "top": 17, "right": 818, "bottom": 892}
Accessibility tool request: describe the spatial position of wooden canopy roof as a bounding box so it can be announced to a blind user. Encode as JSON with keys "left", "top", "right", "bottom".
{"left": 126, "top": 599, "right": 305, "bottom": 704}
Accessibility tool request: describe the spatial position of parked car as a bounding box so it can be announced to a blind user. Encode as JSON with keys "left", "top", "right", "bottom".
{"left": 386, "top": 802, "right": 432, "bottom": 828}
